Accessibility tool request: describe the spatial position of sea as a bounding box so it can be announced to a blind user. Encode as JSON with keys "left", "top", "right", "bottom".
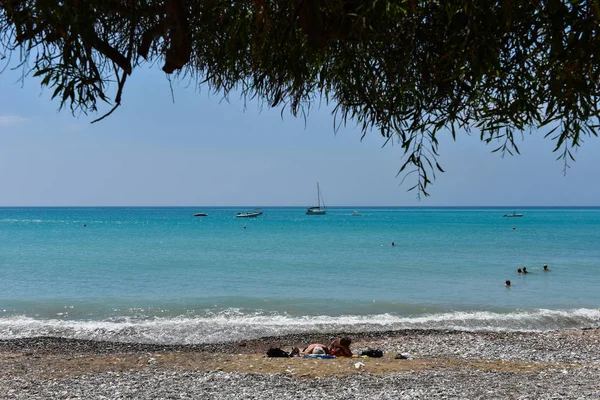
{"left": 1, "top": 207, "right": 599, "bottom": 345}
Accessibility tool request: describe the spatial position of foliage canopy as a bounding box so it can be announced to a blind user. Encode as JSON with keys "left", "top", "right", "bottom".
{"left": 1, "top": 0, "right": 599, "bottom": 194}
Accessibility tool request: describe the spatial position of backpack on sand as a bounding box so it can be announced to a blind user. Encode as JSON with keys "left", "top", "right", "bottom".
{"left": 266, "top": 347, "right": 290, "bottom": 358}
{"left": 361, "top": 349, "right": 384, "bottom": 358}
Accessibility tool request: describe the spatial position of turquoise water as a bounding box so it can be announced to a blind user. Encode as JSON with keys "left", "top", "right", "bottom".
{"left": 1, "top": 207, "right": 599, "bottom": 344}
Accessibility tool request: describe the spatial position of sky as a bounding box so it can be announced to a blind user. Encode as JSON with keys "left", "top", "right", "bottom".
{"left": 1, "top": 65, "right": 599, "bottom": 207}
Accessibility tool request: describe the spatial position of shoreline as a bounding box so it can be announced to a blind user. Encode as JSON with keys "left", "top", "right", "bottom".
{"left": 3, "top": 326, "right": 600, "bottom": 352}
{"left": 1, "top": 329, "right": 599, "bottom": 399}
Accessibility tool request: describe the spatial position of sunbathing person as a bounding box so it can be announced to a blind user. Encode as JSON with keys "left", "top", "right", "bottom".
{"left": 301, "top": 343, "right": 330, "bottom": 356}
{"left": 330, "top": 337, "right": 353, "bottom": 357}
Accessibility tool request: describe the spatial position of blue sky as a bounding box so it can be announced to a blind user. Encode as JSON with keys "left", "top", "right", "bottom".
{"left": 1, "top": 66, "right": 599, "bottom": 206}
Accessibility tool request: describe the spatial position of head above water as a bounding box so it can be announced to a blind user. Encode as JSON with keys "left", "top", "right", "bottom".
{"left": 543, "top": 264, "right": 549, "bottom": 270}
{"left": 505, "top": 280, "right": 511, "bottom": 286}
{"left": 517, "top": 268, "right": 522, "bottom": 273}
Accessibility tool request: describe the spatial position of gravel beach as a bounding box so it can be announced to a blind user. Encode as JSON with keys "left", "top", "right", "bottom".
{"left": 1, "top": 329, "right": 599, "bottom": 399}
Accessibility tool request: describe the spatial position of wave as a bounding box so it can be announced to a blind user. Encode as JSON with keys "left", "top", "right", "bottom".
{"left": 1, "top": 308, "right": 599, "bottom": 345}
{"left": 0, "top": 219, "right": 125, "bottom": 224}
{"left": 0, "top": 219, "right": 44, "bottom": 223}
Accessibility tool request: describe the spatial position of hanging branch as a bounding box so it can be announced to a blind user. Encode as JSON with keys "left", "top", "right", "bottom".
{"left": 91, "top": 0, "right": 137, "bottom": 123}
{"left": 1, "top": 0, "right": 599, "bottom": 195}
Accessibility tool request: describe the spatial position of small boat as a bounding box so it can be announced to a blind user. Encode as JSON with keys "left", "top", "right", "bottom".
{"left": 306, "top": 182, "right": 326, "bottom": 215}
{"left": 503, "top": 212, "right": 524, "bottom": 217}
{"left": 236, "top": 212, "right": 260, "bottom": 218}
{"left": 236, "top": 209, "right": 263, "bottom": 218}
{"left": 193, "top": 213, "right": 208, "bottom": 217}
{"left": 350, "top": 211, "right": 363, "bottom": 216}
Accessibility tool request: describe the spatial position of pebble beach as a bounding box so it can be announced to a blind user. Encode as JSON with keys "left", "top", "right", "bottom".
{"left": 1, "top": 329, "right": 599, "bottom": 399}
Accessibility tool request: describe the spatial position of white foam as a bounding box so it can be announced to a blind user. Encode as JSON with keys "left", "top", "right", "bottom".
{"left": 1, "top": 308, "right": 599, "bottom": 345}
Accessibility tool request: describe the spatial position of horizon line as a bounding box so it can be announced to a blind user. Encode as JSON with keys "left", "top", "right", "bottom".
{"left": 1, "top": 205, "right": 599, "bottom": 208}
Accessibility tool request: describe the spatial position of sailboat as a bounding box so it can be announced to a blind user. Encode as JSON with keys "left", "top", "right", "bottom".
{"left": 306, "top": 182, "right": 327, "bottom": 215}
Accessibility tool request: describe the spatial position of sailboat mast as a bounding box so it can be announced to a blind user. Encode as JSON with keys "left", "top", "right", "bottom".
{"left": 316, "top": 182, "right": 321, "bottom": 208}
{"left": 317, "top": 182, "right": 325, "bottom": 209}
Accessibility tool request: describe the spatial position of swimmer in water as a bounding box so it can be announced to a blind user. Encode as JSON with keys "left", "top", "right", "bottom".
{"left": 543, "top": 264, "right": 550, "bottom": 271}
{"left": 522, "top": 267, "right": 528, "bottom": 274}
{"left": 517, "top": 268, "right": 522, "bottom": 274}
{"left": 505, "top": 280, "right": 511, "bottom": 287}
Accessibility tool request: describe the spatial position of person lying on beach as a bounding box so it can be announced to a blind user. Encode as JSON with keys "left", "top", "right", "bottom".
{"left": 330, "top": 337, "right": 353, "bottom": 357}
{"left": 301, "top": 343, "right": 331, "bottom": 356}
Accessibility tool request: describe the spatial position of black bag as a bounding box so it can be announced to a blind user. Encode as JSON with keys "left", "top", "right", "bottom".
{"left": 266, "top": 347, "right": 290, "bottom": 358}
{"left": 361, "top": 349, "right": 384, "bottom": 358}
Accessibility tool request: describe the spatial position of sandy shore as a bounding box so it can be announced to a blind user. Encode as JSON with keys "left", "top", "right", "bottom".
{"left": 1, "top": 329, "right": 599, "bottom": 399}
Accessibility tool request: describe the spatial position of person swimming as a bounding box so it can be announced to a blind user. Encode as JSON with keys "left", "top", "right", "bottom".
{"left": 522, "top": 267, "right": 528, "bottom": 274}
{"left": 505, "top": 280, "right": 511, "bottom": 287}
{"left": 517, "top": 268, "right": 522, "bottom": 274}
{"left": 543, "top": 264, "right": 550, "bottom": 271}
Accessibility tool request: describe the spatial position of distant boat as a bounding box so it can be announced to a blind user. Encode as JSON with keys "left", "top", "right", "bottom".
{"left": 193, "top": 213, "right": 208, "bottom": 217}
{"left": 236, "top": 209, "right": 263, "bottom": 218}
{"left": 503, "top": 212, "right": 524, "bottom": 217}
{"left": 306, "top": 182, "right": 326, "bottom": 215}
{"left": 350, "top": 210, "right": 363, "bottom": 216}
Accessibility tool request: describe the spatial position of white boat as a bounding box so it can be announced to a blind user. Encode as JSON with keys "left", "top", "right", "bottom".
{"left": 236, "top": 212, "right": 260, "bottom": 218}
{"left": 350, "top": 211, "right": 363, "bottom": 216}
{"left": 193, "top": 213, "right": 208, "bottom": 217}
{"left": 503, "top": 212, "right": 524, "bottom": 217}
{"left": 306, "top": 183, "right": 326, "bottom": 215}
{"left": 236, "top": 209, "right": 263, "bottom": 218}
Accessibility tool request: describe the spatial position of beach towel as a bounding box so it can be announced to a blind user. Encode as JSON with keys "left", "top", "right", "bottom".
{"left": 301, "top": 354, "right": 336, "bottom": 359}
